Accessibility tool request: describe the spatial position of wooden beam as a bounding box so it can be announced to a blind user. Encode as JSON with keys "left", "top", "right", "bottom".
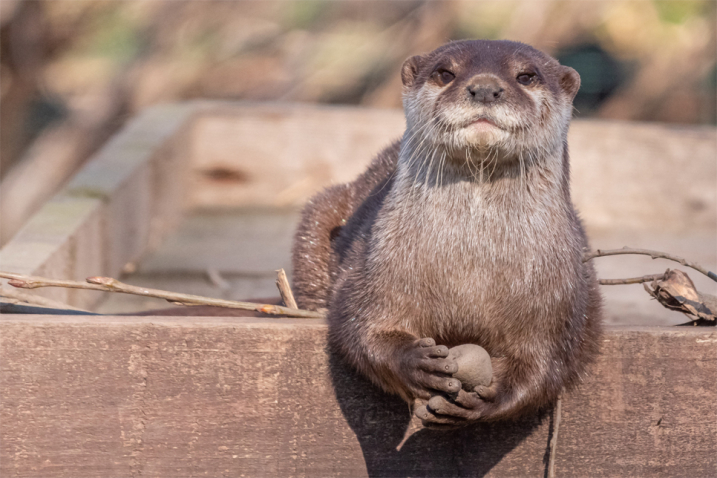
{"left": 0, "top": 103, "right": 195, "bottom": 310}
{"left": 1, "top": 319, "right": 714, "bottom": 477}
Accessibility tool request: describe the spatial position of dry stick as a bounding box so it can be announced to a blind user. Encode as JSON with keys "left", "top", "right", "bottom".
{"left": 598, "top": 273, "right": 666, "bottom": 286}
{"left": 0, "top": 271, "right": 324, "bottom": 319}
{"left": 275, "top": 269, "right": 298, "bottom": 309}
{"left": 4, "top": 247, "right": 710, "bottom": 317}
{"left": 583, "top": 247, "right": 717, "bottom": 282}
{"left": 547, "top": 394, "right": 563, "bottom": 478}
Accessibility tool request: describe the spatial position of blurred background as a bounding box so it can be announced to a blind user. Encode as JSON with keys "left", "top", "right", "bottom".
{"left": 2, "top": 0, "right": 715, "bottom": 187}
{"left": 0, "top": 0, "right": 715, "bottom": 322}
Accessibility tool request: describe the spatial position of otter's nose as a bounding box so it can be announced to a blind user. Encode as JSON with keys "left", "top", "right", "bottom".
{"left": 467, "top": 79, "right": 504, "bottom": 104}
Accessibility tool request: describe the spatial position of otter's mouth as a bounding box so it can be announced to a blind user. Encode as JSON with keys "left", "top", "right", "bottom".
{"left": 465, "top": 116, "right": 504, "bottom": 134}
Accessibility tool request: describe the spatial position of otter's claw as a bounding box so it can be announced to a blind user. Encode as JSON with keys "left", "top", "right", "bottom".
{"left": 474, "top": 383, "right": 498, "bottom": 402}
{"left": 400, "top": 337, "right": 460, "bottom": 399}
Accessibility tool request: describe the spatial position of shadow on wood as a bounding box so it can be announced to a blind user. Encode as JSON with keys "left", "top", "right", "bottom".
{"left": 328, "top": 348, "right": 550, "bottom": 477}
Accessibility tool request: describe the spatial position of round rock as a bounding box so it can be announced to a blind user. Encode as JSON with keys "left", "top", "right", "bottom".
{"left": 448, "top": 344, "right": 492, "bottom": 391}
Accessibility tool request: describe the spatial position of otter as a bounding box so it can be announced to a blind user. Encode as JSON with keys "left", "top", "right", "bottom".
{"left": 291, "top": 39, "right": 602, "bottom": 426}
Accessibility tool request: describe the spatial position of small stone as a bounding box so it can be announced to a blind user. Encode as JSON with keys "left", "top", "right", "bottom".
{"left": 448, "top": 344, "right": 492, "bottom": 391}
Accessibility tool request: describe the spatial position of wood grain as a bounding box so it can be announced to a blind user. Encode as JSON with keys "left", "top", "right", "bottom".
{"left": 555, "top": 327, "right": 717, "bottom": 477}
{"left": 1, "top": 318, "right": 714, "bottom": 477}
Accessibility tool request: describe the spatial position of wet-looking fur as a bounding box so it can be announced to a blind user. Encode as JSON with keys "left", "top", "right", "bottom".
{"left": 292, "top": 39, "right": 602, "bottom": 425}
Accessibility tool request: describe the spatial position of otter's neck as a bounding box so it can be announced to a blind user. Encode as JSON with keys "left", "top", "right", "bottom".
{"left": 392, "top": 141, "right": 569, "bottom": 207}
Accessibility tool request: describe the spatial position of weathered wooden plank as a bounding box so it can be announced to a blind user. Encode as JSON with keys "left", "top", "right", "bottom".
{"left": 556, "top": 327, "right": 717, "bottom": 477}
{"left": 569, "top": 121, "right": 716, "bottom": 231}
{"left": 1, "top": 319, "right": 714, "bottom": 477}
{"left": 187, "top": 102, "right": 407, "bottom": 209}
{"left": 64, "top": 102, "right": 195, "bottom": 276}
{"left": 0, "top": 104, "right": 196, "bottom": 309}
{"left": 0, "top": 196, "right": 106, "bottom": 309}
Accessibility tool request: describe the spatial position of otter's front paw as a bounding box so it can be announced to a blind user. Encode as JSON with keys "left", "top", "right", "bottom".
{"left": 398, "top": 337, "right": 461, "bottom": 399}
{"left": 415, "top": 383, "right": 499, "bottom": 427}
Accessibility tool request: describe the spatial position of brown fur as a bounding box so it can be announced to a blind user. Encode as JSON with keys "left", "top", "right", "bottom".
{"left": 292, "top": 40, "right": 602, "bottom": 424}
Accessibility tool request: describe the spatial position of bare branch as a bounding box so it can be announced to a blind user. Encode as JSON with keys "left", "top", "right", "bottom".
{"left": 1, "top": 272, "right": 107, "bottom": 291}
{"left": 584, "top": 247, "right": 717, "bottom": 283}
{"left": 275, "top": 269, "right": 298, "bottom": 309}
{"left": 598, "top": 273, "right": 666, "bottom": 286}
{"left": 547, "top": 393, "right": 563, "bottom": 478}
{"left": 0, "top": 271, "right": 324, "bottom": 319}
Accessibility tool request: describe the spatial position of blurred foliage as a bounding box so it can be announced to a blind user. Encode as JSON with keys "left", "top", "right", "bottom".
{"left": 557, "top": 44, "right": 627, "bottom": 115}
{"left": 1, "top": 0, "right": 715, "bottom": 177}
{"left": 653, "top": 0, "right": 710, "bottom": 24}
{"left": 79, "top": 7, "right": 144, "bottom": 61}
{"left": 284, "top": 0, "right": 331, "bottom": 30}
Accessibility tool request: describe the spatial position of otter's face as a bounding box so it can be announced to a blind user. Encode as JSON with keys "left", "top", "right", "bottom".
{"left": 401, "top": 40, "right": 580, "bottom": 165}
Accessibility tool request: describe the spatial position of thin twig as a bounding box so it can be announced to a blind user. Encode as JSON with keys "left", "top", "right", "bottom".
{"left": 547, "top": 394, "right": 563, "bottom": 478}
{"left": 0, "top": 271, "right": 324, "bottom": 319}
{"left": 276, "top": 269, "right": 298, "bottom": 309}
{"left": 598, "top": 273, "right": 666, "bottom": 286}
{"left": 584, "top": 247, "right": 717, "bottom": 283}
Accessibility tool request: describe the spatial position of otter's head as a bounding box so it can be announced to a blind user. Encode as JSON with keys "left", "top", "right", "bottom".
{"left": 400, "top": 40, "right": 580, "bottom": 173}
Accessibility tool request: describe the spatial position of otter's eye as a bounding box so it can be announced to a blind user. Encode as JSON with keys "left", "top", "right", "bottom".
{"left": 433, "top": 69, "right": 455, "bottom": 86}
{"left": 516, "top": 73, "right": 535, "bottom": 85}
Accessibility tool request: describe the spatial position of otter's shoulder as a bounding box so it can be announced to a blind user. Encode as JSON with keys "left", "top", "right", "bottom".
{"left": 329, "top": 140, "right": 400, "bottom": 263}
{"left": 350, "top": 139, "right": 400, "bottom": 199}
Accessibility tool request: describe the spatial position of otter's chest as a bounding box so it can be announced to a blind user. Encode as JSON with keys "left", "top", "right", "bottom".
{"left": 369, "top": 184, "right": 580, "bottom": 338}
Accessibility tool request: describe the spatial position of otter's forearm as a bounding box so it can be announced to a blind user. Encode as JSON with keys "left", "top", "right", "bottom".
{"left": 330, "top": 322, "right": 419, "bottom": 400}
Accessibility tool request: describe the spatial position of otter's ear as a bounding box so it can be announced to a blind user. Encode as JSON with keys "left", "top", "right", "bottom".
{"left": 559, "top": 66, "right": 581, "bottom": 100}
{"left": 401, "top": 55, "right": 425, "bottom": 88}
